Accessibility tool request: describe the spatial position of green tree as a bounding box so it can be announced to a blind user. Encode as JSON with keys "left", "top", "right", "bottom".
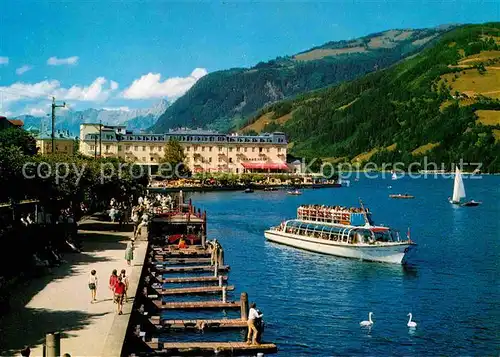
{"left": 159, "top": 140, "right": 190, "bottom": 178}
{"left": 0, "top": 128, "right": 37, "bottom": 155}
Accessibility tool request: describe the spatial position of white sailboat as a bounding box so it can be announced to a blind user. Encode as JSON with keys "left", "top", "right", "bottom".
{"left": 449, "top": 167, "right": 480, "bottom": 206}
{"left": 391, "top": 171, "right": 398, "bottom": 180}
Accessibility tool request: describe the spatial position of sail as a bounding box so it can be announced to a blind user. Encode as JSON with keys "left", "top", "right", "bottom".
{"left": 452, "top": 167, "right": 466, "bottom": 202}
{"left": 392, "top": 173, "right": 397, "bottom": 180}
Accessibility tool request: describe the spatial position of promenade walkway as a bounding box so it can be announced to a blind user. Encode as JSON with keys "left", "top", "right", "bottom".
{"left": 0, "top": 219, "right": 147, "bottom": 357}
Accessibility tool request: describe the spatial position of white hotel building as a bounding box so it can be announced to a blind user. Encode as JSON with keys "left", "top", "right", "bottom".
{"left": 79, "top": 124, "right": 289, "bottom": 174}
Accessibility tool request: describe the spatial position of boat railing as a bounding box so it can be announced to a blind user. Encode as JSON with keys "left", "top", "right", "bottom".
{"left": 297, "top": 209, "right": 351, "bottom": 225}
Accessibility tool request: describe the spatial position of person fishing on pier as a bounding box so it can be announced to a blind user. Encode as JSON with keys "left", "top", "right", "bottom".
{"left": 247, "top": 302, "right": 263, "bottom": 345}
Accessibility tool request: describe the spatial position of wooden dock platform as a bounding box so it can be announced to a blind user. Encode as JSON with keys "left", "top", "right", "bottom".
{"left": 128, "top": 196, "right": 276, "bottom": 356}
{"left": 154, "top": 265, "right": 230, "bottom": 273}
{"left": 159, "top": 276, "right": 229, "bottom": 284}
{"left": 152, "top": 300, "right": 241, "bottom": 310}
{"left": 149, "top": 317, "right": 247, "bottom": 330}
{"left": 153, "top": 250, "right": 212, "bottom": 257}
{"left": 152, "top": 257, "right": 211, "bottom": 264}
{"left": 145, "top": 341, "right": 278, "bottom": 356}
{"left": 153, "top": 285, "right": 235, "bottom": 295}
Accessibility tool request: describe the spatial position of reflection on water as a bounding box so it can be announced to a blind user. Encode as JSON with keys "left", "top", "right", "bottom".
{"left": 185, "top": 176, "right": 500, "bottom": 355}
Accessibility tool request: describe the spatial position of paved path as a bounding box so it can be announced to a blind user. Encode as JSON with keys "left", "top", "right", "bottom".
{"left": 0, "top": 220, "right": 147, "bottom": 357}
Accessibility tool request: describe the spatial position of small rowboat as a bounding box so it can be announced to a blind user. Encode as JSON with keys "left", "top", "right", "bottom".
{"left": 287, "top": 190, "right": 302, "bottom": 195}
{"left": 389, "top": 194, "right": 414, "bottom": 199}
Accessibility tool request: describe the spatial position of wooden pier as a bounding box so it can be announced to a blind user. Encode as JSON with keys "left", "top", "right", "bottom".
{"left": 152, "top": 264, "right": 230, "bottom": 273}
{"left": 129, "top": 196, "right": 277, "bottom": 356}
{"left": 148, "top": 317, "right": 248, "bottom": 330}
{"left": 145, "top": 341, "right": 278, "bottom": 356}
{"left": 159, "top": 276, "right": 229, "bottom": 284}
{"left": 152, "top": 285, "right": 235, "bottom": 295}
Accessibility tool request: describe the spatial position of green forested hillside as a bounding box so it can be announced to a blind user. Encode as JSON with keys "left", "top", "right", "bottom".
{"left": 153, "top": 28, "right": 447, "bottom": 133}
{"left": 244, "top": 23, "right": 500, "bottom": 172}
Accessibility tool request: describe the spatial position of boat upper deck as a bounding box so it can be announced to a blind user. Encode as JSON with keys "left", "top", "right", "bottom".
{"left": 297, "top": 205, "right": 374, "bottom": 226}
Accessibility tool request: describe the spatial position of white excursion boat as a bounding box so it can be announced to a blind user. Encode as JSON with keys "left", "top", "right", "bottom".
{"left": 449, "top": 167, "right": 481, "bottom": 207}
{"left": 264, "top": 203, "right": 416, "bottom": 264}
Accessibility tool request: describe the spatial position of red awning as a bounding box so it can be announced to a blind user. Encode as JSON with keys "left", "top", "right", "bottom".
{"left": 370, "top": 227, "right": 390, "bottom": 232}
{"left": 241, "top": 162, "right": 288, "bottom": 170}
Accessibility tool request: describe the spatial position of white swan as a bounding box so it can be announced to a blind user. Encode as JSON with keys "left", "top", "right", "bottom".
{"left": 407, "top": 313, "right": 417, "bottom": 328}
{"left": 360, "top": 312, "right": 374, "bottom": 326}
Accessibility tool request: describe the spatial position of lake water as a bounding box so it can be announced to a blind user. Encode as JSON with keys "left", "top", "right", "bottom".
{"left": 169, "top": 175, "right": 500, "bottom": 355}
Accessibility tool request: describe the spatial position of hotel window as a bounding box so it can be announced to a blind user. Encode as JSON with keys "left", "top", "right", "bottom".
{"left": 186, "top": 146, "right": 190, "bottom": 151}
{"left": 118, "top": 145, "right": 122, "bottom": 151}
{"left": 134, "top": 146, "right": 138, "bottom": 151}
{"left": 236, "top": 147, "right": 240, "bottom": 152}
{"left": 90, "top": 145, "right": 95, "bottom": 151}
{"left": 209, "top": 157, "right": 212, "bottom": 163}
{"left": 229, "top": 148, "right": 233, "bottom": 152}
{"left": 126, "top": 145, "right": 131, "bottom": 151}
{"left": 142, "top": 146, "right": 146, "bottom": 151}
{"left": 105, "top": 145, "right": 110, "bottom": 151}
{"left": 244, "top": 147, "right": 247, "bottom": 152}
{"left": 259, "top": 147, "right": 263, "bottom": 152}
{"left": 252, "top": 147, "right": 255, "bottom": 152}
{"left": 229, "top": 158, "right": 233, "bottom": 163}
{"left": 202, "top": 147, "right": 205, "bottom": 152}
{"left": 209, "top": 146, "right": 212, "bottom": 152}
{"left": 278, "top": 148, "right": 281, "bottom": 153}
{"left": 267, "top": 148, "right": 270, "bottom": 153}
{"left": 159, "top": 146, "right": 163, "bottom": 151}
{"left": 218, "top": 147, "right": 223, "bottom": 152}
{"left": 218, "top": 157, "right": 222, "bottom": 162}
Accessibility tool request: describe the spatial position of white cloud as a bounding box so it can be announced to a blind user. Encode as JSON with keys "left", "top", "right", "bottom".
{"left": 56, "top": 77, "right": 116, "bottom": 101}
{"left": 47, "top": 56, "right": 79, "bottom": 66}
{"left": 121, "top": 68, "right": 208, "bottom": 99}
{"left": 103, "top": 106, "right": 130, "bottom": 112}
{"left": 0, "top": 56, "right": 8, "bottom": 65}
{"left": 110, "top": 80, "right": 119, "bottom": 90}
{"left": 16, "top": 65, "right": 33, "bottom": 75}
{"left": 28, "top": 107, "right": 47, "bottom": 116}
{"left": 0, "top": 77, "right": 118, "bottom": 109}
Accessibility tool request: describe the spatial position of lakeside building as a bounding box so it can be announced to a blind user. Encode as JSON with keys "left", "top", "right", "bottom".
{"left": 79, "top": 124, "right": 289, "bottom": 173}
{"left": 0, "top": 116, "right": 24, "bottom": 130}
{"left": 35, "top": 130, "right": 76, "bottom": 155}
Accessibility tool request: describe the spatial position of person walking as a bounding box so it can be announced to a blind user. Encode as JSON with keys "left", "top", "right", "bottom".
{"left": 120, "top": 269, "right": 129, "bottom": 303}
{"left": 109, "top": 269, "right": 118, "bottom": 301}
{"left": 131, "top": 209, "right": 140, "bottom": 236}
{"left": 125, "top": 241, "right": 134, "bottom": 266}
{"left": 88, "top": 269, "right": 98, "bottom": 303}
{"left": 114, "top": 276, "right": 126, "bottom": 314}
{"left": 246, "top": 303, "right": 263, "bottom": 345}
{"left": 134, "top": 211, "right": 149, "bottom": 240}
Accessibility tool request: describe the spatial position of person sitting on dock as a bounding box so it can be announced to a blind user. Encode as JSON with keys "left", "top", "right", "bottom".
{"left": 247, "top": 303, "right": 263, "bottom": 345}
{"left": 178, "top": 236, "right": 188, "bottom": 249}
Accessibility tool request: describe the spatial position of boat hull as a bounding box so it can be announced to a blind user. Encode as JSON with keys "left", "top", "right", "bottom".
{"left": 264, "top": 230, "right": 413, "bottom": 264}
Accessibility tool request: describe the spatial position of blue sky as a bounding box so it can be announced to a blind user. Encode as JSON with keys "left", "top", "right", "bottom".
{"left": 0, "top": 0, "right": 498, "bottom": 116}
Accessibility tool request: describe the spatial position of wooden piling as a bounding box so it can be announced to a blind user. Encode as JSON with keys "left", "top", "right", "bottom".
{"left": 240, "top": 292, "right": 248, "bottom": 321}
{"left": 222, "top": 286, "right": 227, "bottom": 303}
{"left": 45, "top": 332, "right": 60, "bottom": 357}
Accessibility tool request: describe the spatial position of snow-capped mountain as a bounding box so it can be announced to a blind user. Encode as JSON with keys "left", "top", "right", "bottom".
{"left": 18, "top": 99, "right": 169, "bottom": 135}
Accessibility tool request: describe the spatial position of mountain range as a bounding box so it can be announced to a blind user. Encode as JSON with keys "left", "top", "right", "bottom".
{"left": 152, "top": 26, "right": 451, "bottom": 133}
{"left": 18, "top": 99, "right": 169, "bottom": 136}
{"left": 241, "top": 22, "right": 500, "bottom": 172}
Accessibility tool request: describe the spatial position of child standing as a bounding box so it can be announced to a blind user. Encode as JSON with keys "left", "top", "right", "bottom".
{"left": 88, "top": 270, "right": 98, "bottom": 303}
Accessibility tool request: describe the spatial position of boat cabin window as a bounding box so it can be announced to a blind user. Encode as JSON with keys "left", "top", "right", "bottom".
{"left": 372, "top": 229, "right": 396, "bottom": 242}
